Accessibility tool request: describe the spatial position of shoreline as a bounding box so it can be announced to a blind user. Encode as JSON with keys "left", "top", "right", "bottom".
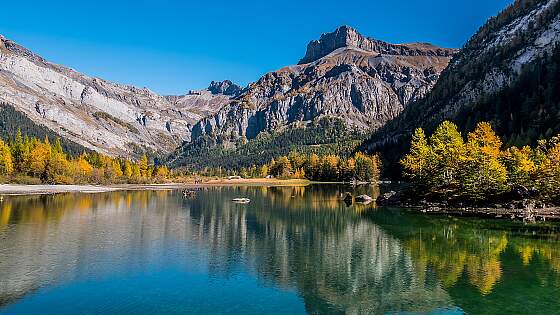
{"left": 403, "top": 205, "right": 560, "bottom": 222}
{"left": 0, "top": 179, "right": 313, "bottom": 196}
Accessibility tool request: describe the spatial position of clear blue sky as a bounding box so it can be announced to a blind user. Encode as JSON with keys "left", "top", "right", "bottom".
{"left": 2, "top": 0, "right": 512, "bottom": 95}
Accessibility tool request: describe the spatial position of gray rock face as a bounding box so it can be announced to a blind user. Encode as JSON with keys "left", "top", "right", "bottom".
{"left": 189, "top": 27, "right": 457, "bottom": 146}
{"left": 207, "top": 80, "right": 242, "bottom": 96}
{"left": 0, "top": 35, "right": 234, "bottom": 157}
{"left": 364, "top": 0, "right": 560, "bottom": 153}
{"left": 299, "top": 25, "right": 456, "bottom": 64}
{"left": 434, "top": 0, "right": 560, "bottom": 121}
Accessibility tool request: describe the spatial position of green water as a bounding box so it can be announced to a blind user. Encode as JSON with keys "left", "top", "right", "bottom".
{"left": 0, "top": 185, "right": 559, "bottom": 314}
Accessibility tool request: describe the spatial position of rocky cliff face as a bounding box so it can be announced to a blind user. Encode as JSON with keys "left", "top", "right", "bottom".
{"left": 188, "top": 26, "right": 457, "bottom": 147}
{"left": 0, "top": 35, "right": 235, "bottom": 157}
{"left": 362, "top": 0, "right": 560, "bottom": 153}
{"left": 299, "top": 25, "right": 456, "bottom": 64}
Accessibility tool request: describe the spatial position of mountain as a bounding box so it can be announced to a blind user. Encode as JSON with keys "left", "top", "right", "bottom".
{"left": 362, "top": 0, "right": 560, "bottom": 174}
{"left": 170, "top": 26, "right": 456, "bottom": 168}
{"left": 0, "top": 35, "right": 238, "bottom": 157}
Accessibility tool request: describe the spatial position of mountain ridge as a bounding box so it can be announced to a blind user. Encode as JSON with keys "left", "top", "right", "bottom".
{"left": 299, "top": 25, "right": 456, "bottom": 64}
{"left": 171, "top": 26, "right": 457, "bottom": 168}
{"left": 361, "top": 0, "right": 560, "bottom": 177}
{"left": 0, "top": 34, "right": 239, "bottom": 157}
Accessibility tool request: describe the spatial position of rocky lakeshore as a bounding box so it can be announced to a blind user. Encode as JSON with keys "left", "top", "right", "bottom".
{"left": 377, "top": 190, "right": 560, "bottom": 222}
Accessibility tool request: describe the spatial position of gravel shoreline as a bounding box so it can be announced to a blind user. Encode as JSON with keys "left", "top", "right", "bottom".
{"left": 0, "top": 184, "right": 187, "bottom": 195}
{"left": 0, "top": 180, "right": 313, "bottom": 195}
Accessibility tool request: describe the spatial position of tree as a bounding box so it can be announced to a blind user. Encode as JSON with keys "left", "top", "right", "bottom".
{"left": 124, "top": 160, "right": 133, "bottom": 178}
{"left": 259, "top": 164, "right": 269, "bottom": 177}
{"left": 139, "top": 154, "right": 149, "bottom": 178}
{"left": 154, "top": 166, "right": 170, "bottom": 179}
{"left": 11, "top": 129, "right": 23, "bottom": 172}
{"left": 29, "top": 139, "right": 51, "bottom": 177}
{"left": 502, "top": 146, "right": 535, "bottom": 188}
{"left": 536, "top": 139, "right": 560, "bottom": 200}
{"left": 401, "top": 128, "right": 433, "bottom": 191}
{"left": 77, "top": 155, "right": 94, "bottom": 178}
{"left": 132, "top": 163, "right": 141, "bottom": 178}
{"left": 320, "top": 155, "right": 339, "bottom": 181}
{"left": 111, "top": 160, "right": 124, "bottom": 178}
{"left": 271, "top": 156, "right": 292, "bottom": 178}
{"left": 354, "top": 152, "right": 378, "bottom": 182}
{"left": 429, "top": 121, "right": 466, "bottom": 195}
{"left": 44, "top": 146, "right": 70, "bottom": 184}
{"left": 0, "top": 140, "right": 14, "bottom": 175}
{"left": 461, "top": 122, "right": 508, "bottom": 199}
{"left": 307, "top": 154, "right": 320, "bottom": 180}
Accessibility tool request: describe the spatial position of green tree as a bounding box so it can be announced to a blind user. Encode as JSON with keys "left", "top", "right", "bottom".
{"left": 400, "top": 128, "right": 433, "bottom": 191}
{"left": 429, "top": 121, "right": 466, "bottom": 195}
{"left": 354, "top": 152, "right": 378, "bottom": 182}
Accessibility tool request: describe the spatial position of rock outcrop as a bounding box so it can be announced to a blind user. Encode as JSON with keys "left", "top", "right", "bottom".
{"left": 187, "top": 26, "right": 457, "bottom": 148}
{"left": 299, "top": 25, "right": 455, "bottom": 64}
{"left": 0, "top": 35, "right": 235, "bottom": 157}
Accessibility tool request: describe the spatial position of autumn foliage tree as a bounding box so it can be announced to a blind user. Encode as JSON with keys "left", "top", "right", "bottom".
{"left": 401, "top": 121, "right": 560, "bottom": 203}
{"left": 0, "top": 130, "right": 171, "bottom": 184}
{"left": 256, "top": 151, "right": 380, "bottom": 182}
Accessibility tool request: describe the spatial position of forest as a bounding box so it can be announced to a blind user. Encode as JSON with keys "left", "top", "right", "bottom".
{"left": 0, "top": 103, "right": 89, "bottom": 155}
{"left": 170, "top": 117, "right": 366, "bottom": 169}
{"left": 230, "top": 151, "right": 380, "bottom": 182}
{"left": 0, "top": 129, "right": 170, "bottom": 184}
{"left": 362, "top": 1, "right": 560, "bottom": 178}
{"left": 401, "top": 121, "right": 560, "bottom": 203}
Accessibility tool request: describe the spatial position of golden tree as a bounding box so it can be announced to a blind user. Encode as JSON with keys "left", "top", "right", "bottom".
{"left": 461, "top": 122, "right": 508, "bottom": 199}
{"left": 0, "top": 139, "right": 14, "bottom": 176}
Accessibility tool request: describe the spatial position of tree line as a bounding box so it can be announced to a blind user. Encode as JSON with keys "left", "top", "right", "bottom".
{"left": 0, "top": 130, "right": 170, "bottom": 184}
{"left": 401, "top": 121, "right": 560, "bottom": 203}
{"left": 170, "top": 117, "right": 366, "bottom": 170}
{"left": 232, "top": 151, "right": 380, "bottom": 182}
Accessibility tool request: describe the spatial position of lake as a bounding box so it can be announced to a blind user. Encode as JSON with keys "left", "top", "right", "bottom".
{"left": 0, "top": 185, "right": 559, "bottom": 314}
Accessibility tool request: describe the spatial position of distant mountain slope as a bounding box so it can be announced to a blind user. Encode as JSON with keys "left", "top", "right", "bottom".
{"left": 169, "top": 117, "right": 365, "bottom": 169}
{"left": 171, "top": 26, "right": 456, "bottom": 168}
{"left": 362, "top": 0, "right": 560, "bottom": 175}
{"left": 0, "top": 103, "right": 88, "bottom": 155}
{"left": 0, "top": 35, "right": 238, "bottom": 157}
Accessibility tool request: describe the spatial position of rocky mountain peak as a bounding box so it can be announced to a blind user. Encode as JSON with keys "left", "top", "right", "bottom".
{"left": 207, "top": 80, "right": 242, "bottom": 96}
{"left": 299, "top": 25, "right": 457, "bottom": 64}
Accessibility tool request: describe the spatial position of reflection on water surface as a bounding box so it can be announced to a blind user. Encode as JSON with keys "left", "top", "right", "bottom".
{"left": 0, "top": 185, "right": 559, "bottom": 314}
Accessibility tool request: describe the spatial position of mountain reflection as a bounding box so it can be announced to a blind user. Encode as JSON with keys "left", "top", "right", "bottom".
{"left": 0, "top": 186, "right": 559, "bottom": 314}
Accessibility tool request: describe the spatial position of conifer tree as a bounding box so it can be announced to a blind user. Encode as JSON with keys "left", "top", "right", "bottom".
{"left": 429, "top": 121, "right": 466, "bottom": 194}
{"left": 462, "top": 122, "right": 508, "bottom": 199}
{"left": 502, "top": 146, "right": 535, "bottom": 188}
{"left": 0, "top": 139, "right": 14, "bottom": 176}
{"left": 401, "top": 128, "right": 433, "bottom": 191}
{"left": 139, "top": 154, "right": 149, "bottom": 178}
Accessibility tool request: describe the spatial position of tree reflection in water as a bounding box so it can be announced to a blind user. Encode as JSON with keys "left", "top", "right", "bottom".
{"left": 0, "top": 186, "right": 559, "bottom": 314}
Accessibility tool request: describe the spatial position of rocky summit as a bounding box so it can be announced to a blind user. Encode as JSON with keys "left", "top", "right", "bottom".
{"left": 299, "top": 25, "right": 456, "bottom": 64}
{"left": 187, "top": 26, "right": 457, "bottom": 147}
{"left": 0, "top": 35, "right": 236, "bottom": 157}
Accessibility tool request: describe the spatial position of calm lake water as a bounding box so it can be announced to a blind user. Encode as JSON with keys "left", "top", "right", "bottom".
{"left": 0, "top": 185, "right": 559, "bottom": 314}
